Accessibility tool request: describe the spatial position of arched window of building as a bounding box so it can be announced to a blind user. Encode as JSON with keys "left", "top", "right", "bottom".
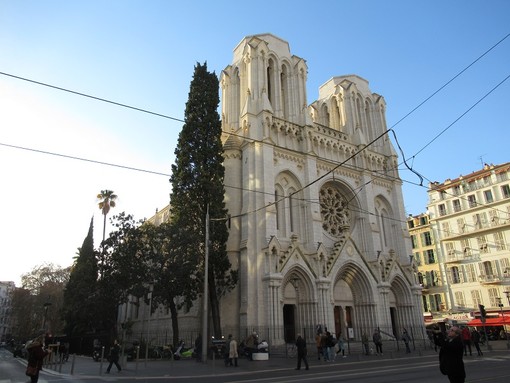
{"left": 374, "top": 196, "right": 394, "bottom": 251}
{"left": 275, "top": 186, "right": 285, "bottom": 232}
{"left": 364, "top": 100, "right": 373, "bottom": 140}
{"left": 320, "top": 103, "right": 330, "bottom": 127}
{"left": 267, "top": 58, "right": 275, "bottom": 106}
{"left": 280, "top": 63, "right": 289, "bottom": 119}
{"left": 356, "top": 96, "right": 363, "bottom": 129}
{"left": 450, "top": 266, "right": 461, "bottom": 284}
{"left": 275, "top": 172, "right": 303, "bottom": 239}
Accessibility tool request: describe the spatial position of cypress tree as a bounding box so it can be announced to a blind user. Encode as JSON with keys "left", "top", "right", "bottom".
{"left": 169, "top": 62, "right": 237, "bottom": 338}
{"left": 62, "top": 218, "right": 99, "bottom": 342}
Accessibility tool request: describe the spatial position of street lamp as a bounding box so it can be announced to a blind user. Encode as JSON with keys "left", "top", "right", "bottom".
{"left": 144, "top": 283, "right": 154, "bottom": 367}
{"left": 201, "top": 204, "right": 210, "bottom": 364}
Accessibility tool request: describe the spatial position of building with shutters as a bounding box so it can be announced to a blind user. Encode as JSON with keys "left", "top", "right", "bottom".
{"left": 427, "top": 162, "right": 510, "bottom": 323}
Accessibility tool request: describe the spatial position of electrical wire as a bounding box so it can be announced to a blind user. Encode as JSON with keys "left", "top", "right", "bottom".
{"left": 1, "top": 32, "right": 508, "bottom": 224}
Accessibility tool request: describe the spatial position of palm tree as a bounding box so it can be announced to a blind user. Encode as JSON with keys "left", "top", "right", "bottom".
{"left": 97, "top": 189, "right": 118, "bottom": 243}
{"left": 97, "top": 190, "right": 117, "bottom": 277}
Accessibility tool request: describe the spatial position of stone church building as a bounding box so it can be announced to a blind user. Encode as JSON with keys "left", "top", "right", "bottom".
{"left": 126, "top": 34, "right": 424, "bottom": 347}
{"left": 217, "top": 34, "right": 423, "bottom": 343}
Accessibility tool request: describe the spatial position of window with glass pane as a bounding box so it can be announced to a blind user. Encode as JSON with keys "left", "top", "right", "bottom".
{"left": 453, "top": 199, "right": 461, "bottom": 212}
{"left": 422, "top": 232, "right": 433, "bottom": 246}
{"left": 502, "top": 184, "right": 510, "bottom": 198}
{"left": 426, "top": 249, "right": 436, "bottom": 264}
{"left": 484, "top": 190, "right": 493, "bottom": 203}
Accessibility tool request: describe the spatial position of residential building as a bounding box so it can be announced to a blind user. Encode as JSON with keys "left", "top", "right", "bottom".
{"left": 407, "top": 214, "right": 448, "bottom": 320}
{"left": 0, "top": 281, "right": 15, "bottom": 342}
{"left": 428, "top": 162, "right": 510, "bottom": 321}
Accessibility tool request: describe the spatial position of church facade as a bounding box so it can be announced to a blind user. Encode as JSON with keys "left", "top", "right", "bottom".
{"left": 218, "top": 34, "right": 424, "bottom": 343}
{"left": 122, "top": 34, "right": 424, "bottom": 347}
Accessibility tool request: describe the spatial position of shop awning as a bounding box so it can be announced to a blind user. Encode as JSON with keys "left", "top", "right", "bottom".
{"left": 467, "top": 316, "right": 510, "bottom": 327}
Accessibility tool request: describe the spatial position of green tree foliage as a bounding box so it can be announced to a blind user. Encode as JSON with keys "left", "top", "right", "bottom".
{"left": 169, "top": 62, "right": 237, "bottom": 338}
{"left": 11, "top": 264, "right": 70, "bottom": 341}
{"left": 10, "top": 288, "right": 34, "bottom": 341}
{"left": 62, "top": 218, "right": 99, "bottom": 337}
{"left": 149, "top": 221, "right": 200, "bottom": 347}
{"left": 101, "top": 212, "right": 148, "bottom": 301}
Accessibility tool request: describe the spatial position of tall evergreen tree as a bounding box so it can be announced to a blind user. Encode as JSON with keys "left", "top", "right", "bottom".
{"left": 169, "top": 62, "right": 237, "bottom": 338}
{"left": 62, "top": 218, "right": 99, "bottom": 339}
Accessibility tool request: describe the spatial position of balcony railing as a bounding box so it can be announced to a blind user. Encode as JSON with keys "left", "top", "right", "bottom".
{"left": 479, "top": 274, "right": 502, "bottom": 284}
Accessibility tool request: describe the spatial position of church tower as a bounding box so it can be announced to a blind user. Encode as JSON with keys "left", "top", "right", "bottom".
{"left": 220, "top": 34, "right": 423, "bottom": 344}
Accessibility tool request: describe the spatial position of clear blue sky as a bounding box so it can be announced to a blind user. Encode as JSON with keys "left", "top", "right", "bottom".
{"left": 1, "top": 0, "right": 509, "bottom": 285}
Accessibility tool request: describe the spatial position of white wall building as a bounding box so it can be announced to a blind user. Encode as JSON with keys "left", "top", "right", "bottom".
{"left": 428, "top": 162, "right": 510, "bottom": 318}
{"left": 218, "top": 34, "right": 422, "bottom": 343}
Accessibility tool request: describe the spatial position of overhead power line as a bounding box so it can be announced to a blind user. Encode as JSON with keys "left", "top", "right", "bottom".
{"left": 0, "top": 71, "right": 185, "bottom": 123}
{"left": 0, "top": 141, "right": 172, "bottom": 177}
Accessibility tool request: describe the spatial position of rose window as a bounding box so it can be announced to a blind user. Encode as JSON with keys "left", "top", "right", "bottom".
{"left": 320, "top": 186, "right": 350, "bottom": 237}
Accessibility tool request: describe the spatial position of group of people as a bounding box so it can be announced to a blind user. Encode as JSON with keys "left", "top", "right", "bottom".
{"left": 314, "top": 330, "right": 347, "bottom": 362}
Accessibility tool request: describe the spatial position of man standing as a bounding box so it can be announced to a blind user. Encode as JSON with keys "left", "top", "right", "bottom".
{"left": 372, "top": 329, "right": 383, "bottom": 355}
{"left": 439, "top": 326, "right": 466, "bottom": 383}
{"left": 461, "top": 327, "right": 472, "bottom": 356}
{"left": 402, "top": 329, "right": 411, "bottom": 353}
{"left": 295, "top": 334, "right": 309, "bottom": 370}
{"left": 228, "top": 334, "right": 238, "bottom": 367}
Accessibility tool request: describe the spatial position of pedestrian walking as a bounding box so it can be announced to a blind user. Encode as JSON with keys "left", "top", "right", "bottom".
{"left": 224, "top": 334, "right": 231, "bottom": 366}
{"left": 461, "top": 327, "right": 472, "bottom": 356}
{"left": 315, "top": 330, "right": 323, "bottom": 360}
{"left": 325, "top": 331, "right": 335, "bottom": 361}
{"left": 295, "top": 334, "right": 309, "bottom": 370}
{"left": 402, "top": 329, "right": 411, "bottom": 353}
{"left": 470, "top": 329, "right": 483, "bottom": 356}
{"left": 320, "top": 332, "right": 329, "bottom": 361}
{"left": 228, "top": 334, "right": 239, "bottom": 367}
{"left": 373, "top": 329, "right": 383, "bottom": 355}
{"left": 336, "top": 333, "right": 346, "bottom": 357}
{"left": 361, "top": 332, "right": 370, "bottom": 355}
{"left": 26, "top": 335, "right": 50, "bottom": 383}
{"left": 194, "top": 334, "right": 202, "bottom": 362}
{"left": 106, "top": 340, "right": 121, "bottom": 373}
{"left": 439, "top": 326, "right": 466, "bottom": 383}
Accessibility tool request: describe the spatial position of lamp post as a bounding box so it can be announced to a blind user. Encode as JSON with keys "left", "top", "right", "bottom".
{"left": 201, "top": 204, "right": 210, "bottom": 364}
{"left": 144, "top": 283, "right": 154, "bottom": 367}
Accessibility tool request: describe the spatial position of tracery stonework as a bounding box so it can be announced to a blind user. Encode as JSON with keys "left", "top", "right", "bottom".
{"left": 319, "top": 185, "right": 350, "bottom": 237}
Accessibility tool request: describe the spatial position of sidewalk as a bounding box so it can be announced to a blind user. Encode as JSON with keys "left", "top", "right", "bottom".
{"left": 35, "top": 340, "right": 510, "bottom": 379}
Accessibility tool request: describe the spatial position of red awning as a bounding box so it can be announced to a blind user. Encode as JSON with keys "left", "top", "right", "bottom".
{"left": 467, "top": 317, "right": 510, "bottom": 327}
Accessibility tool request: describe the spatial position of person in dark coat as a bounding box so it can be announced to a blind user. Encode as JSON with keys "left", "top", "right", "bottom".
{"left": 439, "top": 326, "right": 466, "bottom": 383}
{"left": 295, "top": 334, "right": 309, "bottom": 370}
{"left": 106, "top": 340, "right": 121, "bottom": 373}
{"left": 471, "top": 329, "right": 483, "bottom": 356}
{"left": 26, "top": 335, "right": 50, "bottom": 383}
